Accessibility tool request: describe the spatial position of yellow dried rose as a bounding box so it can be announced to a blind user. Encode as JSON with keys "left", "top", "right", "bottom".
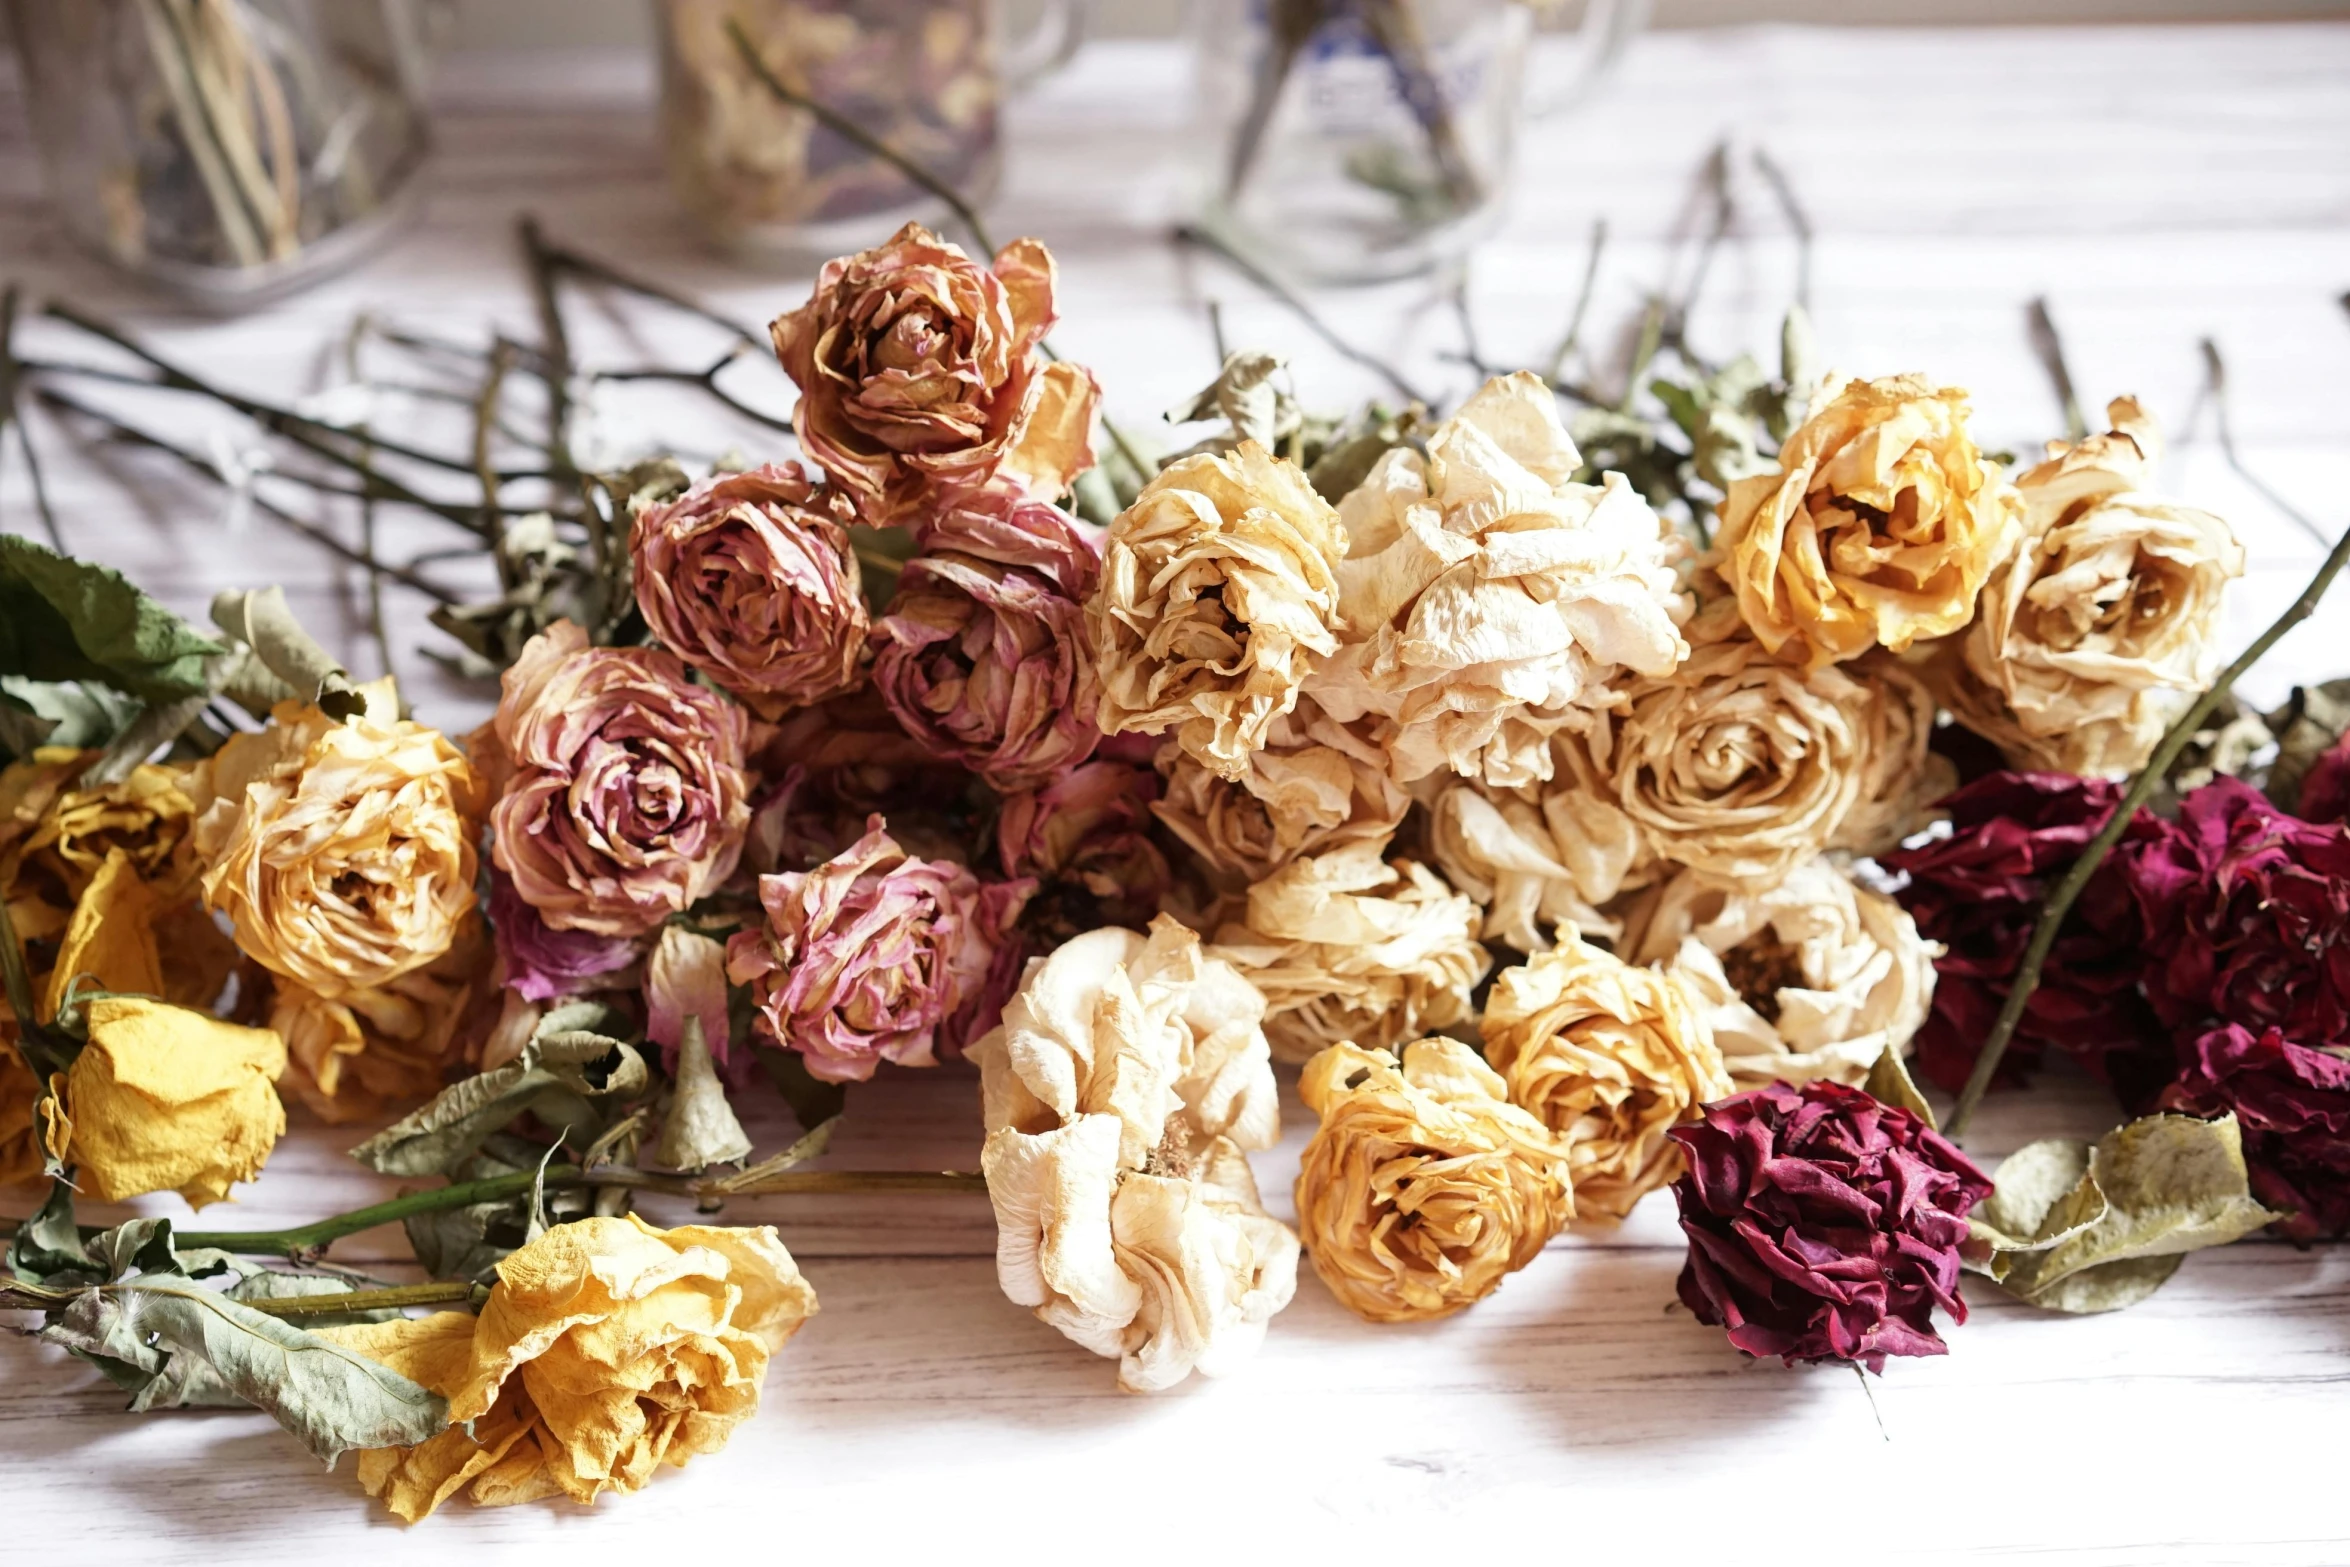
{"left": 1087, "top": 442, "right": 1345, "bottom": 782}
{"left": 1932, "top": 397, "right": 2244, "bottom": 778}
{"left": 1309, "top": 372, "right": 1691, "bottom": 786}
{"left": 267, "top": 915, "right": 495, "bottom": 1123}
{"left": 321, "top": 1215, "right": 817, "bottom": 1521}
{"left": 47, "top": 995, "right": 286, "bottom": 1207}
{"left": 1481, "top": 929, "right": 1730, "bottom": 1221}
{"left": 0, "top": 1047, "right": 39, "bottom": 1188}
{"left": 1209, "top": 842, "right": 1489, "bottom": 1065}
{"left": 1294, "top": 1038, "right": 1571, "bottom": 1323}
{"left": 1618, "top": 857, "right": 1937, "bottom": 1091}
{"left": 1424, "top": 767, "right": 1657, "bottom": 952}
{"left": 1716, "top": 373, "right": 2021, "bottom": 669}
{"left": 1150, "top": 694, "right": 1408, "bottom": 889}
{"left": 189, "top": 678, "right": 482, "bottom": 1002}
{"left": 40, "top": 848, "right": 164, "bottom": 1020}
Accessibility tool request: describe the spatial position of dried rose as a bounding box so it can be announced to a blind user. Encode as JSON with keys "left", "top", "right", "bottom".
{"left": 1425, "top": 767, "right": 1656, "bottom": 953}
{"left": 2300, "top": 732, "right": 2350, "bottom": 827}
{"left": 749, "top": 686, "right": 975, "bottom": 872}
{"left": 1149, "top": 694, "right": 1406, "bottom": 889}
{"left": 1294, "top": 1038, "right": 1571, "bottom": 1323}
{"left": 629, "top": 461, "right": 866, "bottom": 718}
{"left": 1715, "top": 373, "right": 2021, "bottom": 668}
{"left": 487, "top": 869, "right": 640, "bottom": 1004}
{"left": 971, "top": 918, "right": 1294, "bottom": 1391}
{"left": 1669, "top": 1079, "right": 1992, "bottom": 1370}
{"left": 2123, "top": 778, "right": 2350, "bottom": 1048}
{"left": 870, "top": 549, "right": 1102, "bottom": 791}
{"left": 1481, "top": 930, "right": 1731, "bottom": 1221}
{"left": 769, "top": 223, "right": 1099, "bottom": 522}
{"left": 489, "top": 621, "right": 751, "bottom": 939}
{"left": 268, "top": 915, "right": 494, "bottom": 1123}
{"left": 728, "top": 818, "right": 1031, "bottom": 1081}
{"left": 1829, "top": 651, "right": 1955, "bottom": 857}
{"left": 47, "top": 996, "right": 286, "bottom": 1207}
{"left": 1619, "top": 858, "right": 1937, "bottom": 1091}
{"left": 322, "top": 1215, "right": 817, "bottom": 1520}
{"left": 1308, "top": 373, "right": 1690, "bottom": 787}
{"left": 189, "top": 679, "right": 482, "bottom": 1001}
{"left": 1087, "top": 442, "right": 1345, "bottom": 782}
{"left": 2160, "top": 1024, "right": 2350, "bottom": 1242}
{"left": 1883, "top": 771, "right": 2167, "bottom": 1099}
{"left": 646, "top": 924, "right": 733, "bottom": 1072}
{"left": 0, "top": 1048, "right": 39, "bottom": 1188}
{"left": 1209, "top": 843, "right": 1489, "bottom": 1065}
{"left": 996, "top": 759, "right": 1171, "bottom": 934}
{"left": 914, "top": 488, "right": 1103, "bottom": 598}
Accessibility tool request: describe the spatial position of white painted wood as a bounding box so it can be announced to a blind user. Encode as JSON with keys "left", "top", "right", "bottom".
{"left": 2, "top": 25, "right": 2348, "bottom": 1560}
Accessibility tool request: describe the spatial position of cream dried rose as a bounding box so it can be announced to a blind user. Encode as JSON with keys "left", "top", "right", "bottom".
{"left": 1208, "top": 842, "right": 1489, "bottom": 1064}
{"left": 1424, "top": 766, "right": 1656, "bottom": 952}
{"left": 1294, "top": 1038, "right": 1571, "bottom": 1323}
{"left": 1618, "top": 857, "right": 1937, "bottom": 1091}
{"left": 1308, "top": 373, "right": 1690, "bottom": 787}
{"left": 1933, "top": 397, "right": 2244, "bottom": 779}
{"left": 1828, "top": 650, "right": 1954, "bottom": 857}
{"left": 1716, "top": 373, "right": 2022, "bottom": 669}
{"left": 970, "top": 916, "right": 1297, "bottom": 1392}
{"left": 1481, "top": 929, "right": 1730, "bottom": 1221}
{"left": 1150, "top": 694, "right": 1407, "bottom": 890}
{"left": 1087, "top": 442, "right": 1345, "bottom": 782}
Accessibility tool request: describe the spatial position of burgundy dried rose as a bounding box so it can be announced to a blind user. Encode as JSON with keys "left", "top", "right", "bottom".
{"left": 1883, "top": 771, "right": 2168, "bottom": 1100}
{"left": 870, "top": 551, "right": 1103, "bottom": 791}
{"left": 488, "top": 869, "right": 641, "bottom": 1002}
{"left": 769, "top": 223, "right": 1100, "bottom": 524}
{"left": 2297, "top": 733, "right": 2350, "bottom": 826}
{"left": 2161, "top": 1023, "right": 2350, "bottom": 1241}
{"left": 489, "top": 620, "right": 752, "bottom": 938}
{"left": 997, "top": 759, "right": 1172, "bottom": 935}
{"left": 2123, "top": 778, "right": 2350, "bottom": 1047}
{"left": 726, "top": 817, "right": 1034, "bottom": 1082}
{"left": 914, "top": 488, "right": 1103, "bottom": 598}
{"left": 1669, "top": 1079, "right": 1993, "bottom": 1371}
{"left": 630, "top": 462, "right": 866, "bottom": 718}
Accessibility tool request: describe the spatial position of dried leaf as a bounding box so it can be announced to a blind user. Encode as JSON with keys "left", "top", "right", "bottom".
{"left": 0, "top": 677, "right": 141, "bottom": 758}
{"left": 0, "top": 536, "right": 227, "bottom": 704}
{"left": 1166, "top": 350, "right": 1298, "bottom": 453}
{"left": 210, "top": 587, "right": 362, "bottom": 720}
{"left": 655, "top": 1017, "right": 752, "bottom": 1173}
{"left": 1864, "top": 1044, "right": 1937, "bottom": 1128}
{"left": 349, "top": 1026, "right": 647, "bottom": 1177}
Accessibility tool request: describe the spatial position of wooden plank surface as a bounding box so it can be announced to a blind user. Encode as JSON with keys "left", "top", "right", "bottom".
{"left": 3, "top": 23, "right": 2349, "bottom": 1561}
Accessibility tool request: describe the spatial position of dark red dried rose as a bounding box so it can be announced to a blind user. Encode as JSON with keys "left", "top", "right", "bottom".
{"left": 2160, "top": 1023, "right": 2350, "bottom": 1242}
{"left": 2296, "top": 733, "right": 2350, "bottom": 826}
{"left": 2122, "top": 777, "right": 2350, "bottom": 1048}
{"left": 1669, "top": 1079, "right": 1993, "bottom": 1372}
{"left": 1882, "top": 770, "right": 2168, "bottom": 1099}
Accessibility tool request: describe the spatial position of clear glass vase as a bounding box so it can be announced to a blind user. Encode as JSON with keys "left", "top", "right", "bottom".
{"left": 1188, "top": 0, "right": 1641, "bottom": 284}
{"left": 656, "top": 0, "right": 1087, "bottom": 262}
{"left": 3, "top": 0, "right": 435, "bottom": 308}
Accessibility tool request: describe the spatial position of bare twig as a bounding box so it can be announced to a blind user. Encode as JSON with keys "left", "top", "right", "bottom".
{"left": 596, "top": 350, "right": 795, "bottom": 436}
{"left": 1206, "top": 298, "right": 1230, "bottom": 364}
{"left": 0, "top": 283, "right": 64, "bottom": 550}
{"left": 519, "top": 216, "right": 578, "bottom": 485}
{"left": 2027, "top": 297, "right": 2088, "bottom": 444}
{"left": 1544, "top": 218, "right": 1609, "bottom": 389}
{"left": 1664, "top": 143, "right": 1735, "bottom": 356}
{"left": 534, "top": 238, "right": 766, "bottom": 349}
{"left": 1751, "top": 148, "right": 1813, "bottom": 311}
{"left": 2196, "top": 337, "right": 2331, "bottom": 548}
{"left": 1449, "top": 262, "right": 1491, "bottom": 378}
{"left": 1174, "top": 223, "right": 1434, "bottom": 407}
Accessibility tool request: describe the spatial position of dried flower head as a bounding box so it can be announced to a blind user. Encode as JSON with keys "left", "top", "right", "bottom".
{"left": 48, "top": 996, "right": 286, "bottom": 1207}
{"left": 1149, "top": 694, "right": 1407, "bottom": 889}
{"left": 1424, "top": 767, "right": 1656, "bottom": 953}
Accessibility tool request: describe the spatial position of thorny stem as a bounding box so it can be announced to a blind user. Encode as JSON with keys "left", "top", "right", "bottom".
{"left": 726, "top": 18, "right": 997, "bottom": 259}
{"left": 2196, "top": 338, "right": 2331, "bottom": 548}
{"left": 1544, "top": 218, "right": 1608, "bottom": 391}
{"left": 1945, "top": 512, "right": 2350, "bottom": 1138}
{"left": 0, "top": 284, "right": 65, "bottom": 550}
{"left": 1174, "top": 223, "right": 1434, "bottom": 408}
{"left": 2027, "top": 298, "right": 2088, "bottom": 445}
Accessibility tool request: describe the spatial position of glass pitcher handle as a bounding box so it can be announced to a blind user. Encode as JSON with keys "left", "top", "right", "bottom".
{"left": 1530, "top": 0, "right": 1647, "bottom": 119}
{"left": 1003, "top": 0, "right": 1091, "bottom": 93}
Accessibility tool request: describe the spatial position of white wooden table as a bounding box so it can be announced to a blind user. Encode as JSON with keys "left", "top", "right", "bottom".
{"left": 4, "top": 24, "right": 2350, "bottom": 1562}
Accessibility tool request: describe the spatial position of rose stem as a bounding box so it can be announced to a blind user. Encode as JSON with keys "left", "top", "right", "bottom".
{"left": 338, "top": 318, "right": 399, "bottom": 686}
{"left": 598, "top": 354, "right": 796, "bottom": 437}
{"left": 0, "top": 284, "right": 64, "bottom": 551}
{"left": 1543, "top": 218, "right": 1609, "bottom": 396}
{"left": 1662, "top": 143, "right": 1734, "bottom": 364}
{"left": 2197, "top": 338, "right": 2332, "bottom": 548}
{"left": 518, "top": 216, "right": 579, "bottom": 491}
{"left": 161, "top": 1166, "right": 989, "bottom": 1259}
{"left": 1944, "top": 514, "right": 2350, "bottom": 1139}
{"left": 1448, "top": 262, "right": 1492, "bottom": 378}
{"left": 1750, "top": 149, "right": 1812, "bottom": 314}
{"left": 243, "top": 1280, "right": 487, "bottom": 1319}
{"left": 34, "top": 386, "right": 463, "bottom": 606}
{"left": 2027, "top": 298, "right": 2089, "bottom": 445}
{"left": 1173, "top": 223, "right": 1435, "bottom": 408}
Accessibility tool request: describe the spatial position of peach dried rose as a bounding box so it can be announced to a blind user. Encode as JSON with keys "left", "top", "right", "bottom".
{"left": 1149, "top": 694, "right": 1407, "bottom": 890}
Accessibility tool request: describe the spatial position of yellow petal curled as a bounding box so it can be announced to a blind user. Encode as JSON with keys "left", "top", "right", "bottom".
{"left": 58, "top": 996, "right": 286, "bottom": 1207}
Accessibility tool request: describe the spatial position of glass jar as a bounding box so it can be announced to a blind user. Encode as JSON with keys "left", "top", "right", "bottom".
{"left": 1188, "top": 0, "right": 1641, "bottom": 284}
{"left": 656, "top": 0, "right": 1087, "bottom": 262}
{"left": 3, "top": 0, "right": 435, "bottom": 308}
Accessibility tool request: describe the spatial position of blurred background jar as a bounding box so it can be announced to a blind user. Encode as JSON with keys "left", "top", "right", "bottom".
{"left": 1190, "top": 0, "right": 1642, "bottom": 283}
{"left": 3, "top": 0, "right": 437, "bottom": 307}
{"left": 655, "top": 0, "right": 1087, "bottom": 261}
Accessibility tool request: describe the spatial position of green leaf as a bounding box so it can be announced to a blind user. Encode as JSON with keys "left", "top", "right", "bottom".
{"left": 1971, "top": 1113, "right": 2278, "bottom": 1314}
{"left": 0, "top": 535, "right": 226, "bottom": 704}
{"left": 0, "top": 677, "right": 142, "bottom": 757}
{"left": 38, "top": 1277, "right": 447, "bottom": 1463}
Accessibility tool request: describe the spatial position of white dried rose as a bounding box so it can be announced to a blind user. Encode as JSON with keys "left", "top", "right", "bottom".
{"left": 1209, "top": 842, "right": 1490, "bottom": 1064}
{"left": 1151, "top": 694, "right": 1408, "bottom": 889}
{"left": 971, "top": 916, "right": 1298, "bottom": 1392}
{"left": 1617, "top": 857, "right": 1938, "bottom": 1091}
{"left": 1932, "top": 398, "right": 2245, "bottom": 779}
{"left": 1307, "top": 372, "right": 1690, "bottom": 788}
{"left": 1424, "top": 765, "right": 1657, "bottom": 952}
{"left": 1828, "top": 651, "right": 1955, "bottom": 857}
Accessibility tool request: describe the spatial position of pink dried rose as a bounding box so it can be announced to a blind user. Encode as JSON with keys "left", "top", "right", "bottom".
{"left": 914, "top": 488, "right": 1103, "bottom": 598}
{"left": 727, "top": 817, "right": 1034, "bottom": 1081}
{"left": 1882, "top": 771, "right": 2168, "bottom": 1102}
{"left": 1669, "top": 1079, "right": 1992, "bottom": 1371}
{"left": 2122, "top": 777, "right": 2350, "bottom": 1048}
{"left": 630, "top": 462, "right": 867, "bottom": 718}
{"left": 490, "top": 620, "right": 752, "bottom": 939}
{"left": 647, "top": 923, "right": 733, "bottom": 1072}
{"left": 869, "top": 551, "right": 1104, "bottom": 791}
{"left": 487, "top": 869, "right": 641, "bottom": 1003}
{"left": 748, "top": 688, "right": 983, "bottom": 874}
{"left": 2160, "top": 1023, "right": 2350, "bottom": 1242}
{"left": 996, "top": 759, "right": 1171, "bottom": 935}
{"left": 769, "top": 223, "right": 1100, "bottom": 524}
